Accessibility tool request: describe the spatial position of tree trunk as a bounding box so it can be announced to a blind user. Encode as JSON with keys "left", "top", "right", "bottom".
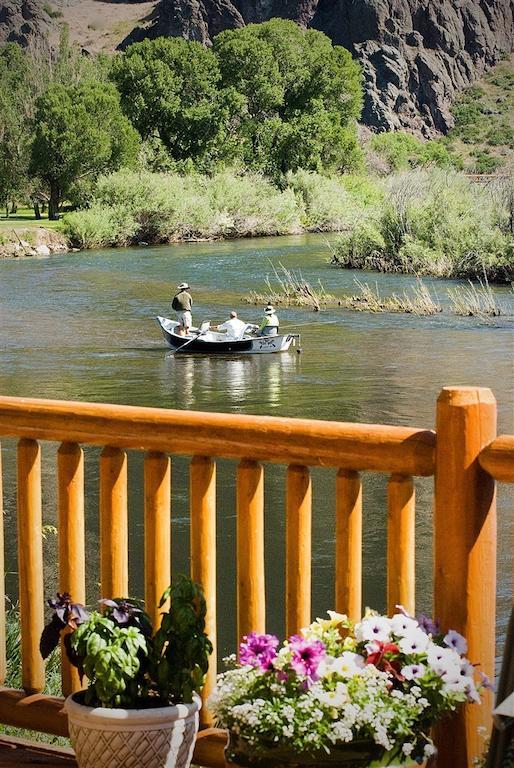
{"left": 33, "top": 202, "right": 41, "bottom": 220}
{"left": 48, "top": 182, "right": 60, "bottom": 221}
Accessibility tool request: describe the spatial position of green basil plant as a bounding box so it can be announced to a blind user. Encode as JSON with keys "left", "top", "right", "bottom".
{"left": 40, "top": 575, "right": 212, "bottom": 708}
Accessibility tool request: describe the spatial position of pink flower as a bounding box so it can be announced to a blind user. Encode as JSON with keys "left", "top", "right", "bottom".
{"left": 240, "top": 632, "right": 279, "bottom": 670}
{"left": 288, "top": 635, "right": 326, "bottom": 682}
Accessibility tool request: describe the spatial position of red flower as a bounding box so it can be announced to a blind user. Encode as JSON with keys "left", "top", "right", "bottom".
{"left": 365, "top": 640, "right": 404, "bottom": 680}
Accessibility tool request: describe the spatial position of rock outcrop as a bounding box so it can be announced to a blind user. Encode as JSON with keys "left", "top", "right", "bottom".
{"left": 122, "top": 0, "right": 514, "bottom": 135}
{"left": 0, "top": 0, "right": 55, "bottom": 48}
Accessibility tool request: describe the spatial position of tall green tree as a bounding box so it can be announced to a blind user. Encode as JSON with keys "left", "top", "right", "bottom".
{"left": 213, "top": 19, "right": 364, "bottom": 175}
{"left": 30, "top": 80, "right": 140, "bottom": 219}
{"left": 111, "top": 38, "right": 241, "bottom": 167}
{"left": 0, "top": 44, "right": 32, "bottom": 214}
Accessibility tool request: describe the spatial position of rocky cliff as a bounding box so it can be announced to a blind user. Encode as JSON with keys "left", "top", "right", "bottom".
{"left": 0, "top": 0, "right": 54, "bottom": 48}
{"left": 124, "top": 0, "right": 514, "bottom": 135}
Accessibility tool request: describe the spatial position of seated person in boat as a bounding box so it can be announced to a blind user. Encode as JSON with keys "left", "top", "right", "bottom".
{"left": 257, "top": 305, "right": 279, "bottom": 337}
{"left": 213, "top": 311, "right": 248, "bottom": 340}
{"left": 172, "top": 282, "right": 193, "bottom": 336}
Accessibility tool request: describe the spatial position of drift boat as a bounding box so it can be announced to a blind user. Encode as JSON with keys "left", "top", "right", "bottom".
{"left": 156, "top": 316, "right": 300, "bottom": 355}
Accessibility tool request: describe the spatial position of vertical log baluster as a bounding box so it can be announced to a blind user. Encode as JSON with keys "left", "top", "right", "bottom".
{"left": 17, "top": 438, "right": 45, "bottom": 694}
{"left": 286, "top": 464, "right": 311, "bottom": 636}
{"left": 0, "top": 445, "right": 5, "bottom": 684}
{"left": 335, "top": 469, "right": 362, "bottom": 622}
{"left": 190, "top": 456, "right": 217, "bottom": 723}
{"left": 387, "top": 473, "right": 415, "bottom": 616}
{"left": 434, "top": 387, "right": 496, "bottom": 767}
{"left": 100, "top": 447, "right": 128, "bottom": 598}
{"left": 144, "top": 451, "right": 171, "bottom": 629}
{"left": 237, "top": 460, "right": 265, "bottom": 641}
{"left": 58, "top": 442, "right": 85, "bottom": 695}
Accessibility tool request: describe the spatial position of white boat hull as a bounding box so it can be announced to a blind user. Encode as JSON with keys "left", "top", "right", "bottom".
{"left": 156, "top": 317, "right": 299, "bottom": 355}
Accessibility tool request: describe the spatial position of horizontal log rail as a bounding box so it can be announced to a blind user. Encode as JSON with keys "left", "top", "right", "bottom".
{"left": 479, "top": 435, "right": 514, "bottom": 483}
{"left": 0, "top": 396, "right": 435, "bottom": 475}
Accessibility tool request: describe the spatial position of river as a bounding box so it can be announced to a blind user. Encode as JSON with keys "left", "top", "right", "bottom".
{"left": 0, "top": 234, "right": 512, "bottom": 660}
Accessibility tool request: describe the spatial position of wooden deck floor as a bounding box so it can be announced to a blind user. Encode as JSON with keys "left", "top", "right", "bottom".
{"left": 0, "top": 736, "right": 76, "bottom": 766}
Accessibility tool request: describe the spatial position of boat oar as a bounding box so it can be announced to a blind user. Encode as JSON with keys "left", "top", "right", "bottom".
{"left": 172, "top": 321, "right": 210, "bottom": 355}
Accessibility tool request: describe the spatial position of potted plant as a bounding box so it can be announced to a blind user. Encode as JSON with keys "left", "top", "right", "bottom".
{"left": 209, "top": 608, "right": 491, "bottom": 767}
{"left": 40, "top": 575, "right": 212, "bottom": 768}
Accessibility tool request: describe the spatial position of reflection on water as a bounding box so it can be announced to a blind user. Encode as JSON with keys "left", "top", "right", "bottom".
{"left": 158, "top": 353, "right": 300, "bottom": 410}
{"left": 0, "top": 234, "right": 512, "bottom": 659}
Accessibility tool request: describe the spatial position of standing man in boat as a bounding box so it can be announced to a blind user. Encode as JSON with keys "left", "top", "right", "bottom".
{"left": 257, "top": 305, "right": 279, "bottom": 337}
{"left": 172, "top": 282, "right": 193, "bottom": 337}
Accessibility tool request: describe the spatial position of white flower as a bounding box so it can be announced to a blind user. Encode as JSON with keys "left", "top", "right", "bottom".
{"left": 355, "top": 616, "right": 392, "bottom": 643}
{"left": 398, "top": 628, "right": 430, "bottom": 655}
{"left": 402, "top": 743, "right": 414, "bottom": 756}
{"left": 330, "top": 652, "right": 366, "bottom": 678}
{"left": 401, "top": 663, "right": 426, "bottom": 680}
{"left": 444, "top": 629, "right": 468, "bottom": 655}
{"left": 424, "top": 744, "right": 437, "bottom": 758}
{"left": 390, "top": 613, "right": 419, "bottom": 636}
{"left": 427, "top": 644, "right": 462, "bottom": 675}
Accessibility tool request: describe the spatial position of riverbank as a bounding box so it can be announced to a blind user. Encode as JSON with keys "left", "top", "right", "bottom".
{"left": 0, "top": 225, "right": 69, "bottom": 259}
{"left": 1, "top": 169, "right": 512, "bottom": 284}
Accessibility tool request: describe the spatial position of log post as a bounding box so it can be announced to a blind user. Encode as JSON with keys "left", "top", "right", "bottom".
{"left": 58, "top": 442, "right": 86, "bottom": 695}
{"left": 434, "top": 387, "right": 497, "bottom": 767}
{"left": 237, "top": 460, "right": 265, "bottom": 641}
{"left": 387, "top": 474, "right": 415, "bottom": 617}
{"left": 190, "top": 456, "right": 217, "bottom": 723}
{"left": 286, "top": 465, "right": 311, "bottom": 636}
{"left": 335, "top": 470, "right": 362, "bottom": 622}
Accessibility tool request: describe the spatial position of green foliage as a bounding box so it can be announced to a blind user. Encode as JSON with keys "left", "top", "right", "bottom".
{"left": 110, "top": 37, "right": 236, "bottom": 168}
{"left": 42, "top": 578, "right": 212, "bottom": 709}
{"left": 370, "top": 132, "right": 460, "bottom": 171}
{"left": 70, "top": 613, "right": 148, "bottom": 707}
{"left": 285, "top": 170, "right": 360, "bottom": 230}
{"left": 42, "top": 3, "right": 63, "bottom": 18}
{"left": 0, "top": 44, "right": 32, "bottom": 210}
{"left": 213, "top": 19, "right": 363, "bottom": 175}
{"left": 63, "top": 169, "right": 303, "bottom": 246}
{"left": 333, "top": 170, "right": 513, "bottom": 282}
{"left": 150, "top": 575, "right": 213, "bottom": 704}
{"left": 30, "top": 80, "right": 140, "bottom": 218}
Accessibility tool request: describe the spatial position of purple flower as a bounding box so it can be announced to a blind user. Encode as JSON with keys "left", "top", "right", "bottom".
{"left": 288, "top": 635, "right": 326, "bottom": 682}
{"left": 240, "top": 632, "right": 279, "bottom": 670}
{"left": 444, "top": 629, "right": 468, "bottom": 655}
{"left": 417, "top": 613, "right": 440, "bottom": 636}
{"left": 478, "top": 671, "right": 495, "bottom": 692}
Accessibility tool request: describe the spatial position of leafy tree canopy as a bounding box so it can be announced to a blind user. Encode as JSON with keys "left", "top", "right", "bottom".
{"left": 110, "top": 37, "right": 237, "bottom": 166}
{"left": 30, "top": 80, "right": 140, "bottom": 218}
{"left": 213, "top": 19, "right": 364, "bottom": 174}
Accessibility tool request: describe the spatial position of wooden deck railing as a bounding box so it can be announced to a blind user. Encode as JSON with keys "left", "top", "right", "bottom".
{"left": 0, "top": 386, "right": 510, "bottom": 768}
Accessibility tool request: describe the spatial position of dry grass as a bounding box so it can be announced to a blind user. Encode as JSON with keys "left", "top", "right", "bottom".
{"left": 447, "top": 276, "right": 508, "bottom": 319}
{"left": 243, "top": 263, "right": 334, "bottom": 310}
{"left": 340, "top": 279, "right": 442, "bottom": 315}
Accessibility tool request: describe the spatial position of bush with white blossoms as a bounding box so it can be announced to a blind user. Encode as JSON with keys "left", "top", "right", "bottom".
{"left": 209, "top": 609, "right": 492, "bottom": 764}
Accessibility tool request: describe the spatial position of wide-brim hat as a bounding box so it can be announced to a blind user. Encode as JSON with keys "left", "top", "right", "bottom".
{"left": 177, "top": 282, "right": 190, "bottom": 290}
{"left": 265, "top": 305, "right": 275, "bottom": 314}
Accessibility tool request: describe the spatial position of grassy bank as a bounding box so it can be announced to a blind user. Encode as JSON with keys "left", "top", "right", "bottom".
{"left": 331, "top": 171, "right": 513, "bottom": 283}
{"left": 60, "top": 168, "right": 512, "bottom": 283}
{"left": 60, "top": 169, "right": 378, "bottom": 248}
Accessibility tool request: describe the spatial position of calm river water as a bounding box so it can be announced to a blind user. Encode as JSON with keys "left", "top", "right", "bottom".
{"left": 0, "top": 234, "right": 512, "bottom": 660}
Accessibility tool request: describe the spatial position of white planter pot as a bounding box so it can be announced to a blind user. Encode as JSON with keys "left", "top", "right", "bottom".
{"left": 64, "top": 692, "right": 201, "bottom": 768}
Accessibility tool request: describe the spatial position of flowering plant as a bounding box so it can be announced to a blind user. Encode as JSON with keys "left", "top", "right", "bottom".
{"left": 210, "top": 609, "right": 491, "bottom": 765}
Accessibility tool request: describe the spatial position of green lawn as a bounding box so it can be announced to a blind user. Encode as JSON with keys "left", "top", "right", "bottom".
{"left": 0, "top": 207, "right": 63, "bottom": 231}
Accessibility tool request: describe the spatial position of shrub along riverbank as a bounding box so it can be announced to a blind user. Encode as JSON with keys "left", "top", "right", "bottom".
{"left": 59, "top": 168, "right": 513, "bottom": 283}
